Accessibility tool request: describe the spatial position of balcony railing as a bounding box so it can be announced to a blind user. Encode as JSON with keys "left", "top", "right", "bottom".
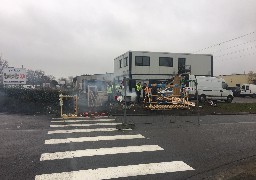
{"left": 178, "top": 65, "right": 191, "bottom": 74}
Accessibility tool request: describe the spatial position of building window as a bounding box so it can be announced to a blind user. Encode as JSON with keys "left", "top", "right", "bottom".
{"left": 119, "top": 59, "right": 122, "bottom": 68}
{"left": 135, "top": 56, "right": 150, "bottom": 66}
{"left": 159, "top": 57, "right": 173, "bottom": 67}
{"left": 124, "top": 57, "right": 128, "bottom": 67}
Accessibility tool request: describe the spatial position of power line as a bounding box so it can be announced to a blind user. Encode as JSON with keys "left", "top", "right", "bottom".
{"left": 192, "top": 31, "right": 255, "bottom": 53}
{"left": 216, "top": 51, "right": 256, "bottom": 60}
{"left": 215, "top": 45, "right": 256, "bottom": 58}
{"left": 212, "top": 39, "right": 256, "bottom": 54}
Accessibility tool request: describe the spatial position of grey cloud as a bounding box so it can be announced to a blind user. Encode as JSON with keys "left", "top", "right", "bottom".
{"left": 0, "top": 0, "right": 255, "bottom": 78}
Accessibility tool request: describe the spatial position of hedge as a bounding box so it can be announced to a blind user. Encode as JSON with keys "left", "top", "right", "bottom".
{"left": 0, "top": 88, "right": 74, "bottom": 115}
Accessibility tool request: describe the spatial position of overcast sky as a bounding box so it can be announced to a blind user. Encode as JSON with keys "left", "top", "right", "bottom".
{"left": 0, "top": 0, "right": 255, "bottom": 78}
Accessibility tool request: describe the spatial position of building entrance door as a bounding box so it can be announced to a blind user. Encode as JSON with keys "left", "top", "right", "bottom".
{"left": 178, "top": 58, "right": 186, "bottom": 74}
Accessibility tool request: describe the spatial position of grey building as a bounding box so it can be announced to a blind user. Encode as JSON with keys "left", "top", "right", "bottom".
{"left": 73, "top": 73, "right": 114, "bottom": 91}
{"left": 114, "top": 51, "right": 213, "bottom": 90}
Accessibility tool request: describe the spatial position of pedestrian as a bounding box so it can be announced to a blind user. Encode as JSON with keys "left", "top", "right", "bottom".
{"left": 107, "top": 83, "right": 113, "bottom": 102}
{"left": 151, "top": 85, "right": 157, "bottom": 102}
{"left": 135, "top": 81, "right": 142, "bottom": 103}
{"left": 144, "top": 84, "right": 151, "bottom": 103}
{"left": 142, "top": 83, "right": 147, "bottom": 101}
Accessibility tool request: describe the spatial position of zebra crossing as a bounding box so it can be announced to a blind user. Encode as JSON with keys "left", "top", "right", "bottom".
{"left": 35, "top": 117, "right": 194, "bottom": 179}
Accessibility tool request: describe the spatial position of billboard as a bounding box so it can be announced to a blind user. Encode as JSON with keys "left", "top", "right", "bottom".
{"left": 3, "top": 68, "right": 27, "bottom": 85}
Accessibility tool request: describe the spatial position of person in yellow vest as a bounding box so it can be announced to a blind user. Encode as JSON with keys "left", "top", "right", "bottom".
{"left": 107, "top": 83, "right": 113, "bottom": 102}
{"left": 135, "top": 82, "right": 142, "bottom": 103}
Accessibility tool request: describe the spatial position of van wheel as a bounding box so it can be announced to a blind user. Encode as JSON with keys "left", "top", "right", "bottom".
{"left": 252, "top": 94, "right": 256, "bottom": 98}
{"left": 226, "top": 95, "right": 233, "bottom": 103}
{"left": 199, "top": 94, "right": 206, "bottom": 103}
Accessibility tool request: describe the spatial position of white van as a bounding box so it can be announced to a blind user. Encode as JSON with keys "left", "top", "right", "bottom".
{"left": 240, "top": 84, "right": 256, "bottom": 98}
{"left": 182, "top": 74, "right": 233, "bottom": 103}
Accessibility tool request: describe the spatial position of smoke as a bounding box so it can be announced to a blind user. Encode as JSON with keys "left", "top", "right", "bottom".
{"left": 125, "top": 91, "right": 137, "bottom": 102}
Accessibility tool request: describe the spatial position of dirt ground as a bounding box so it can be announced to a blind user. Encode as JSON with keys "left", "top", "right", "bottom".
{"left": 211, "top": 156, "right": 256, "bottom": 180}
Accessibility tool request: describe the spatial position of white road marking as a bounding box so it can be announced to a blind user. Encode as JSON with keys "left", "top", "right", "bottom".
{"left": 51, "top": 119, "right": 115, "bottom": 123}
{"left": 52, "top": 116, "right": 110, "bottom": 120}
{"left": 202, "top": 122, "right": 256, "bottom": 126}
{"left": 52, "top": 117, "right": 89, "bottom": 120}
{"left": 50, "top": 123, "right": 121, "bottom": 128}
{"left": 45, "top": 134, "right": 145, "bottom": 144}
{"left": 40, "top": 145, "right": 163, "bottom": 161}
{"left": 238, "top": 121, "right": 256, "bottom": 124}
{"left": 47, "top": 128, "right": 130, "bottom": 134}
{"left": 35, "top": 161, "right": 194, "bottom": 180}
{"left": 217, "top": 123, "right": 235, "bottom": 125}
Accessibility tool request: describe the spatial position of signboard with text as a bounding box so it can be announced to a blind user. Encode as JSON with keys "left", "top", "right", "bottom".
{"left": 3, "top": 68, "right": 27, "bottom": 85}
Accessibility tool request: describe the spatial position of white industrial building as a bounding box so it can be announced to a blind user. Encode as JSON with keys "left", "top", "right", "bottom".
{"left": 114, "top": 51, "right": 213, "bottom": 90}
{"left": 73, "top": 73, "right": 114, "bottom": 91}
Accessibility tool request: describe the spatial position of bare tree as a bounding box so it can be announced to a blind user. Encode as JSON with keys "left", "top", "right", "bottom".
{"left": 0, "top": 56, "right": 8, "bottom": 74}
{"left": 58, "top": 77, "right": 67, "bottom": 82}
{"left": 248, "top": 71, "right": 256, "bottom": 84}
{"left": 67, "top": 76, "right": 74, "bottom": 86}
{"left": 26, "top": 69, "right": 56, "bottom": 86}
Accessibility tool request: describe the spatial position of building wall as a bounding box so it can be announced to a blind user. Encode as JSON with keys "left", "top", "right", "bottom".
{"left": 218, "top": 74, "right": 249, "bottom": 87}
{"left": 114, "top": 51, "right": 130, "bottom": 79}
{"left": 114, "top": 51, "right": 213, "bottom": 80}
{"left": 74, "top": 73, "right": 114, "bottom": 90}
{"left": 94, "top": 73, "right": 114, "bottom": 82}
{"left": 131, "top": 51, "right": 177, "bottom": 75}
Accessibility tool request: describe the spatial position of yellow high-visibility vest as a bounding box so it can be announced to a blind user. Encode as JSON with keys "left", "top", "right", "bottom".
{"left": 136, "top": 84, "right": 142, "bottom": 91}
{"left": 107, "top": 86, "right": 113, "bottom": 93}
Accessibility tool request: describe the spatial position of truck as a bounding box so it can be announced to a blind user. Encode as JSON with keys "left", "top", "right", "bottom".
{"left": 181, "top": 74, "right": 234, "bottom": 103}
{"left": 240, "top": 84, "right": 256, "bottom": 98}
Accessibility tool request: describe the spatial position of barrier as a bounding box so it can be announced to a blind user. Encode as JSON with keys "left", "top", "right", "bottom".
{"left": 59, "top": 93, "right": 78, "bottom": 118}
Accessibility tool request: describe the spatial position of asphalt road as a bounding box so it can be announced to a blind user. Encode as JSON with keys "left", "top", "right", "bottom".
{"left": 232, "top": 96, "right": 256, "bottom": 103}
{"left": 1, "top": 113, "right": 256, "bottom": 180}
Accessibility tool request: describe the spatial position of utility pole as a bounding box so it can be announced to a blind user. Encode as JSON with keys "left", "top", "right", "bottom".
{"left": 116, "top": 77, "right": 135, "bottom": 130}
{"left": 123, "top": 77, "right": 127, "bottom": 124}
{"left": 196, "top": 79, "right": 200, "bottom": 125}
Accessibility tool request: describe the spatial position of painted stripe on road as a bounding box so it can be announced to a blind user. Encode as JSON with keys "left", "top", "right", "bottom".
{"left": 50, "top": 123, "right": 121, "bottom": 128}
{"left": 40, "top": 145, "right": 163, "bottom": 161}
{"left": 35, "top": 161, "right": 194, "bottom": 180}
{"left": 51, "top": 119, "right": 115, "bottom": 123}
{"left": 47, "top": 128, "right": 130, "bottom": 134}
{"left": 202, "top": 122, "right": 256, "bottom": 126}
{"left": 238, "top": 121, "right": 256, "bottom": 124}
{"left": 51, "top": 116, "right": 109, "bottom": 120}
{"left": 45, "top": 134, "right": 145, "bottom": 144}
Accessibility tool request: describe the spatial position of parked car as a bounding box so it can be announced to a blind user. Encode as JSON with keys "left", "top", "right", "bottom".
{"left": 227, "top": 86, "right": 241, "bottom": 97}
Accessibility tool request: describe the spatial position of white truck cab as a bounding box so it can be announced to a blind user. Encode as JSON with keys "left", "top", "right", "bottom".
{"left": 240, "top": 84, "right": 256, "bottom": 98}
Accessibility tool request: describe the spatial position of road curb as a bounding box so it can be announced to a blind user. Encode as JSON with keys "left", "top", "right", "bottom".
{"left": 211, "top": 112, "right": 251, "bottom": 115}
{"left": 112, "top": 112, "right": 256, "bottom": 116}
